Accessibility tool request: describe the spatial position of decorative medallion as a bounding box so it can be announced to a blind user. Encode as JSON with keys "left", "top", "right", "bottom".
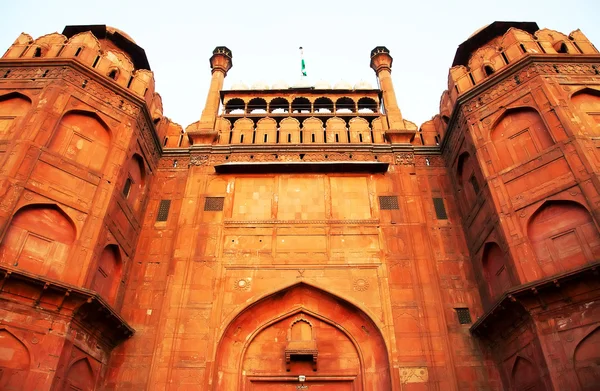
{"left": 353, "top": 278, "right": 369, "bottom": 291}
{"left": 234, "top": 278, "right": 251, "bottom": 291}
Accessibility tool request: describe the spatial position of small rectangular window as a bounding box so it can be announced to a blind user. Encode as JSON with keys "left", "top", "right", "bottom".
{"left": 204, "top": 197, "right": 225, "bottom": 211}
{"left": 433, "top": 197, "right": 448, "bottom": 220}
{"left": 469, "top": 175, "right": 480, "bottom": 194}
{"left": 156, "top": 200, "right": 171, "bottom": 222}
{"left": 122, "top": 178, "right": 132, "bottom": 198}
{"left": 379, "top": 196, "right": 399, "bottom": 210}
{"left": 455, "top": 308, "right": 472, "bottom": 324}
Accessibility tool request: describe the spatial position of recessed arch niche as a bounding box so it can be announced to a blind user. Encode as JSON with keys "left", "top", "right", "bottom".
{"left": 214, "top": 283, "right": 391, "bottom": 391}
{"left": 123, "top": 153, "right": 147, "bottom": 212}
{"left": 63, "top": 358, "right": 96, "bottom": 391}
{"left": 491, "top": 107, "right": 554, "bottom": 171}
{"left": 574, "top": 327, "right": 600, "bottom": 390}
{"left": 0, "top": 204, "right": 76, "bottom": 281}
{"left": 481, "top": 242, "right": 511, "bottom": 299}
{"left": 48, "top": 111, "right": 111, "bottom": 172}
{"left": 0, "top": 329, "right": 30, "bottom": 390}
{"left": 527, "top": 200, "right": 600, "bottom": 278}
{"left": 90, "top": 244, "right": 122, "bottom": 305}
{"left": 0, "top": 92, "right": 32, "bottom": 141}
{"left": 456, "top": 152, "right": 478, "bottom": 213}
{"left": 511, "top": 356, "right": 546, "bottom": 391}
{"left": 571, "top": 88, "right": 600, "bottom": 135}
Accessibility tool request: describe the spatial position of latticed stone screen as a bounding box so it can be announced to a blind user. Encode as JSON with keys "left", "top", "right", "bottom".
{"left": 455, "top": 308, "right": 472, "bottom": 324}
{"left": 204, "top": 196, "right": 225, "bottom": 211}
{"left": 379, "top": 196, "right": 399, "bottom": 210}
{"left": 156, "top": 200, "right": 171, "bottom": 221}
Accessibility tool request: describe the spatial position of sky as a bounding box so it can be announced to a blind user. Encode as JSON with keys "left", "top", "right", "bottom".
{"left": 2, "top": 0, "right": 599, "bottom": 129}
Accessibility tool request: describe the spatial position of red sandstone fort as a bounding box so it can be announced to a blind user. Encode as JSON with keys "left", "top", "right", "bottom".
{"left": 0, "top": 21, "right": 599, "bottom": 390}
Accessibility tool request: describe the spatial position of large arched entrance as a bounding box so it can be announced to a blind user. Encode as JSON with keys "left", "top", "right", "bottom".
{"left": 214, "top": 283, "right": 392, "bottom": 390}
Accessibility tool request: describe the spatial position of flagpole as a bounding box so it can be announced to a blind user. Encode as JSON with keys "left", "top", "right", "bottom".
{"left": 299, "top": 46, "right": 306, "bottom": 79}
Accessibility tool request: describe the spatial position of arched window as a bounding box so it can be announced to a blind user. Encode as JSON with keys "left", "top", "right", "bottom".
{"left": 481, "top": 242, "right": 511, "bottom": 299}
{"left": 291, "top": 97, "right": 311, "bottom": 114}
{"left": 456, "top": 152, "right": 478, "bottom": 213}
{"left": 491, "top": 108, "right": 554, "bottom": 170}
{"left": 484, "top": 65, "right": 495, "bottom": 76}
{"left": 224, "top": 98, "right": 245, "bottom": 114}
{"left": 48, "top": 111, "right": 111, "bottom": 172}
{"left": 247, "top": 98, "right": 267, "bottom": 114}
{"left": 528, "top": 201, "right": 600, "bottom": 278}
{"left": 335, "top": 97, "right": 355, "bottom": 113}
{"left": 0, "top": 204, "right": 75, "bottom": 281}
{"left": 33, "top": 47, "right": 42, "bottom": 58}
{"left": 269, "top": 97, "right": 289, "bottom": 114}
{"left": 357, "top": 97, "right": 378, "bottom": 113}
{"left": 123, "top": 154, "right": 146, "bottom": 212}
{"left": 313, "top": 97, "right": 333, "bottom": 113}
{"left": 556, "top": 41, "right": 569, "bottom": 53}
{"left": 108, "top": 69, "right": 118, "bottom": 80}
{"left": 91, "top": 244, "right": 122, "bottom": 304}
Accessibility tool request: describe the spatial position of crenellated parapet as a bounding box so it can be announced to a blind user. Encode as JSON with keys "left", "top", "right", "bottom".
{"left": 1, "top": 26, "right": 162, "bottom": 112}
{"left": 447, "top": 24, "right": 598, "bottom": 103}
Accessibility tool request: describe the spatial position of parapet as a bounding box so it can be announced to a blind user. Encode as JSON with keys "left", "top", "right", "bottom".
{"left": 1, "top": 26, "right": 161, "bottom": 113}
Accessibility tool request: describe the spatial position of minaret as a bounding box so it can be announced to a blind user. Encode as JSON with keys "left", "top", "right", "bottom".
{"left": 370, "top": 46, "right": 414, "bottom": 143}
{"left": 187, "top": 46, "right": 233, "bottom": 144}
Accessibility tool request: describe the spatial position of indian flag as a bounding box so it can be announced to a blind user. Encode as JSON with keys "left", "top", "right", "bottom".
{"left": 300, "top": 47, "right": 307, "bottom": 77}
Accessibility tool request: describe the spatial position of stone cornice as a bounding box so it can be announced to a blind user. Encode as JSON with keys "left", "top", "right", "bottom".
{"left": 0, "top": 265, "right": 134, "bottom": 347}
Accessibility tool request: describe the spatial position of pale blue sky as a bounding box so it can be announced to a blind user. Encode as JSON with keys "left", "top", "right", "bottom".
{"left": 2, "top": 0, "right": 599, "bottom": 129}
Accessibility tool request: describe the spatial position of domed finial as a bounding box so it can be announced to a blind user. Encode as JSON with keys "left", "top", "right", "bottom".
{"left": 370, "top": 46, "right": 393, "bottom": 74}
{"left": 210, "top": 46, "right": 233, "bottom": 75}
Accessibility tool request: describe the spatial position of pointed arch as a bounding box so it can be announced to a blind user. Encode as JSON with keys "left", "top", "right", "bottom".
{"left": 64, "top": 357, "right": 96, "bottom": 391}
{"left": 0, "top": 203, "right": 76, "bottom": 281}
{"left": 123, "top": 153, "right": 147, "bottom": 212}
{"left": 511, "top": 355, "right": 544, "bottom": 390}
{"left": 0, "top": 328, "right": 30, "bottom": 390}
{"left": 574, "top": 326, "right": 600, "bottom": 390}
{"left": 0, "top": 92, "right": 32, "bottom": 141}
{"left": 48, "top": 110, "right": 111, "bottom": 172}
{"left": 91, "top": 244, "right": 122, "bottom": 305}
{"left": 527, "top": 200, "right": 600, "bottom": 278}
{"left": 490, "top": 107, "right": 554, "bottom": 170}
{"left": 571, "top": 88, "right": 600, "bottom": 135}
{"left": 456, "top": 152, "right": 478, "bottom": 213}
{"left": 481, "top": 242, "right": 511, "bottom": 299}
{"left": 214, "top": 282, "right": 391, "bottom": 390}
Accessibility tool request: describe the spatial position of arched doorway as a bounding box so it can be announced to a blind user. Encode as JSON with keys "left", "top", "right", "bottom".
{"left": 214, "top": 283, "right": 391, "bottom": 390}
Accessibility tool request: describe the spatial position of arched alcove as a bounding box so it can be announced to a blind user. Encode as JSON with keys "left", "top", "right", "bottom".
{"left": 456, "top": 152, "right": 478, "bottom": 213}
{"left": 224, "top": 98, "right": 245, "bottom": 114}
{"left": 91, "top": 244, "right": 122, "bottom": 305}
{"left": 527, "top": 200, "right": 600, "bottom": 278}
{"left": 511, "top": 356, "right": 545, "bottom": 391}
{"left": 123, "top": 154, "right": 146, "bottom": 212}
{"left": 481, "top": 242, "right": 511, "bottom": 299}
{"left": 0, "top": 92, "right": 32, "bottom": 141}
{"left": 247, "top": 98, "right": 267, "bottom": 114}
{"left": 64, "top": 358, "right": 96, "bottom": 391}
{"left": 0, "top": 329, "right": 30, "bottom": 390}
{"left": 357, "top": 97, "right": 377, "bottom": 113}
{"left": 574, "top": 327, "right": 600, "bottom": 390}
{"left": 491, "top": 108, "right": 554, "bottom": 170}
{"left": 48, "top": 111, "right": 111, "bottom": 172}
{"left": 269, "top": 97, "right": 289, "bottom": 114}
{"left": 335, "top": 97, "right": 355, "bottom": 113}
{"left": 572, "top": 89, "right": 600, "bottom": 135}
{"left": 214, "top": 282, "right": 391, "bottom": 390}
{"left": 0, "top": 204, "right": 76, "bottom": 281}
{"left": 314, "top": 97, "right": 334, "bottom": 113}
{"left": 291, "top": 97, "right": 311, "bottom": 114}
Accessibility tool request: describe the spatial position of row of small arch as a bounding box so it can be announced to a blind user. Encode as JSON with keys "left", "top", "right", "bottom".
{"left": 2, "top": 31, "right": 164, "bottom": 121}
{"left": 447, "top": 27, "right": 598, "bottom": 102}
{"left": 224, "top": 96, "right": 379, "bottom": 115}
{"left": 215, "top": 116, "right": 387, "bottom": 144}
